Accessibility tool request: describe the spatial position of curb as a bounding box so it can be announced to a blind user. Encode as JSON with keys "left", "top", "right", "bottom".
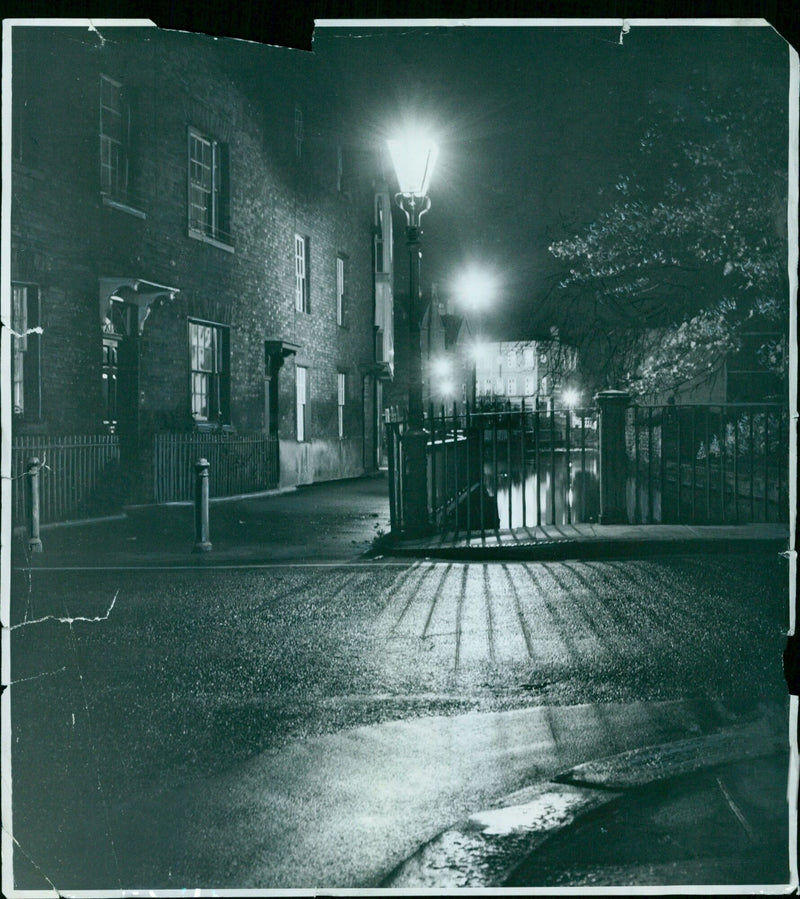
{"left": 382, "top": 722, "right": 788, "bottom": 889}
{"left": 374, "top": 537, "right": 787, "bottom": 563}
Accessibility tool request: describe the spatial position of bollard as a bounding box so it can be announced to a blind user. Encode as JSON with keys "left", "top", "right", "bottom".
{"left": 193, "top": 457, "right": 212, "bottom": 552}
{"left": 26, "top": 456, "right": 43, "bottom": 553}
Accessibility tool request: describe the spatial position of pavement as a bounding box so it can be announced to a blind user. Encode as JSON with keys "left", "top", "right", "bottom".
{"left": 10, "top": 471, "right": 791, "bottom": 567}
{"left": 30, "top": 698, "right": 793, "bottom": 890}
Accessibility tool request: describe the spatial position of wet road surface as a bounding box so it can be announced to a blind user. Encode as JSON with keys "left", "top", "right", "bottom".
{"left": 8, "top": 551, "right": 791, "bottom": 889}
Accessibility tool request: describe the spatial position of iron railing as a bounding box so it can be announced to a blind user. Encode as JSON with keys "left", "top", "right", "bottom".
{"left": 386, "top": 399, "right": 790, "bottom": 537}
{"left": 627, "top": 402, "right": 789, "bottom": 524}
{"left": 11, "top": 433, "right": 121, "bottom": 526}
{"left": 385, "top": 400, "right": 599, "bottom": 536}
{"left": 153, "top": 431, "right": 279, "bottom": 503}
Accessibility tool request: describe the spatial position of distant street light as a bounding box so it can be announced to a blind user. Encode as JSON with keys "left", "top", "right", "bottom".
{"left": 562, "top": 387, "right": 581, "bottom": 409}
{"left": 431, "top": 357, "right": 452, "bottom": 379}
{"left": 388, "top": 131, "right": 438, "bottom": 536}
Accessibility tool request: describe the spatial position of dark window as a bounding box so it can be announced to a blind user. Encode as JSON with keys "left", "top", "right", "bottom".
{"left": 100, "top": 75, "right": 131, "bottom": 201}
{"left": 102, "top": 337, "right": 119, "bottom": 430}
{"left": 188, "top": 128, "right": 231, "bottom": 244}
{"left": 336, "top": 254, "right": 346, "bottom": 326}
{"left": 189, "top": 320, "right": 230, "bottom": 423}
{"left": 294, "top": 106, "right": 304, "bottom": 158}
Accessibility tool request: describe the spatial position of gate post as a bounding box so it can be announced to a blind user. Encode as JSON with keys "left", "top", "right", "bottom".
{"left": 402, "top": 427, "right": 431, "bottom": 538}
{"left": 596, "top": 390, "right": 631, "bottom": 525}
{"left": 26, "top": 457, "right": 44, "bottom": 553}
{"left": 193, "top": 458, "right": 212, "bottom": 552}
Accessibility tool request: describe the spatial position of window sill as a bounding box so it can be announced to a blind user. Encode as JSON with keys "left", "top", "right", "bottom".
{"left": 193, "top": 421, "right": 235, "bottom": 433}
{"left": 102, "top": 196, "right": 147, "bottom": 219}
{"left": 188, "top": 229, "right": 235, "bottom": 253}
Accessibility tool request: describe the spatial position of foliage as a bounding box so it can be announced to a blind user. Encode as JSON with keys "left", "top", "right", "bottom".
{"left": 546, "top": 57, "right": 789, "bottom": 396}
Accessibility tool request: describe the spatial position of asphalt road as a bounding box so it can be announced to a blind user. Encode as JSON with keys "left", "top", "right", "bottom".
{"left": 7, "top": 551, "right": 791, "bottom": 890}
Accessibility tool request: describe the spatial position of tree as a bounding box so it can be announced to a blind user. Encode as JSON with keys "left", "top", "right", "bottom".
{"left": 546, "top": 54, "right": 790, "bottom": 399}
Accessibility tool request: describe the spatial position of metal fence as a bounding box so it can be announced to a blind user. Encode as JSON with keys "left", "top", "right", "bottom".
{"left": 11, "top": 434, "right": 121, "bottom": 526}
{"left": 153, "top": 431, "right": 279, "bottom": 503}
{"left": 386, "top": 399, "right": 790, "bottom": 537}
{"left": 386, "top": 400, "right": 600, "bottom": 536}
{"left": 627, "top": 403, "right": 790, "bottom": 524}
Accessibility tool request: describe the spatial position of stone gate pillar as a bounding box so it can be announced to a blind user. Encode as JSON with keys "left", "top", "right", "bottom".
{"left": 596, "top": 390, "right": 631, "bottom": 525}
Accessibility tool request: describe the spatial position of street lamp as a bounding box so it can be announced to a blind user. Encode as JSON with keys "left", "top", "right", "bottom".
{"left": 388, "top": 132, "right": 438, "bottom": 536}
{"left": 562, "top": 387, "right": 581, "bottom": 409}
{"left": 388, "top": 134, "right": 438, "bottom": 427}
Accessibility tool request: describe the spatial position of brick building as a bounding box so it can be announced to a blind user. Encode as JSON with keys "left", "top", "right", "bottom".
{"left": 8, "top": 24, "right": 394, "bottom": 516}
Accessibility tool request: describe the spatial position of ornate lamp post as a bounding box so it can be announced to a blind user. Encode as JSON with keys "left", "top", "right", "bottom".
{"left": 388, "top": 134, "right": 438, "bottom": 536}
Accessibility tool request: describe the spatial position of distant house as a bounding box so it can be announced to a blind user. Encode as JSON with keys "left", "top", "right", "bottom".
{"left": 8, "top": 24, "right": 395, "bottom": 521}
{"left": 474, "top": 339, "right": 579, "bottom": 409}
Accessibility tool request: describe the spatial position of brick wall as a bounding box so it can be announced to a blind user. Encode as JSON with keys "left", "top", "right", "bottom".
{"left": 9, "top": 25, "right": 380, "bottom": 494}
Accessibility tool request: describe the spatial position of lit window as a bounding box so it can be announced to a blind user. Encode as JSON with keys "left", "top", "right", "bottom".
{"left": 295, "top": 235, "right": 310, "bottom": 312}
{"left": 337, "top": 372, "right": 346, "bottom": 438}
{"left": 11, "top": 284, "right": 41, "bottom": 419}
{"left": 508, "top": 377, "right": 517, "bottom": 396}
{"left": 524, "top": 376, "right": 534, "bottom": 395}
{"left": 507, "top": 350, "right": 516, "bottom": 369}
{"left": 336, "top": 255, "right": 345, "bottom": 326}
{"left": 296, "top": 365, "right": 308, "bottom": 441}
{"left": 483, "top": 378, "right": 492, "bottom": 396}
{"left": 188, "top": 128, "right": 230, "bottom": 244}
{"left": 189, "top": 320, "right": 229, "bottom": 422}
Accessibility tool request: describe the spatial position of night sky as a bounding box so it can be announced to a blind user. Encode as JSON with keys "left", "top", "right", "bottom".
{"left": 313, "top": 22, "right": 791, "bottom": 340}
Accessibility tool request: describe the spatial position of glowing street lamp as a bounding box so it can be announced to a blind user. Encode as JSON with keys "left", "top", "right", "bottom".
{"left": 453, "top": 266, "right": 496, "bottom": 313}
{"left": 562, "top": 387, "right": 581, "bottom": 409}
{"left": 388, "top": 131, "right": 438, "bottom": 535}
{"left": 431, "top": 357, "right": 452, "bottom": 379}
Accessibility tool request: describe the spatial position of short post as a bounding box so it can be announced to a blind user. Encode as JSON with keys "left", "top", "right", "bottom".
{"left": 596, "top": 390, "right": 631, "bottom": 525}
{"left": 193, "top": 457, "right": 212, "bottom": 552}
{"left": 26, "top": 457, "right": 43, "bottom": 553}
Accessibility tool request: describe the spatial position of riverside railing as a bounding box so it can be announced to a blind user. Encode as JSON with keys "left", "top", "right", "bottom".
{"left": 627, "top": 402, "right": 789, "bottom": 524}
{"left": 386, "top": 397, "right": 789, "bottom": 538}
{"left": 385, "top": 399, "right": 600, "bottom": 537}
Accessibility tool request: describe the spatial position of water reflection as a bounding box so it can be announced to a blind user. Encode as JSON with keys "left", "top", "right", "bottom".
{"left": 494, "top": 450, "right": 600, "bottom": 529}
